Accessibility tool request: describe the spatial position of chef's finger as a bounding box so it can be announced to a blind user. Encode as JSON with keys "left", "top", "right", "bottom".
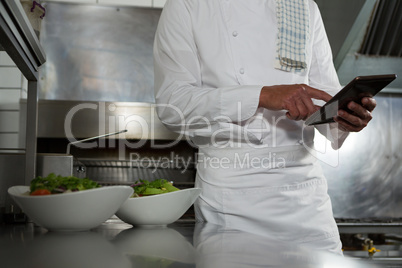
{"left": 295, "top": 100, "right": 309, "bottom": 120}
{"left": 293, "top": 84, "right": 319, "bottom": 119}
{"left": 347, "top": 101, "right": 373, "bottom": 121}
{"left": 334, "top": 116, "right": 361, "bottom": 132}
{"left": 286, "top": 104, "right": 301, "bottom": 120}
{"left": 337, "top": 109, "right": 368, "bottom": 129}
{"left": 301, "top": 94, "right": 317, "bottom": 117}
{"left": 303, "top": 84, "right": 332, "bottom": 102}
{"left": 361, "top": 97, "right": 377, "bottom": 112}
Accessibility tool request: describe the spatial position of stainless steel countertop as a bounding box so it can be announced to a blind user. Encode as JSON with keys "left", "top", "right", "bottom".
{"left": 0, "top": 217, "right": 382, "bottom": 268}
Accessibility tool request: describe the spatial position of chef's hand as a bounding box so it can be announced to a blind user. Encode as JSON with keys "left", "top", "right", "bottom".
{"left": 334, "top": 96, "right": 376, "bottom": 132}
{"left": 258, "top": 84, "right": 332, "bottom": 120}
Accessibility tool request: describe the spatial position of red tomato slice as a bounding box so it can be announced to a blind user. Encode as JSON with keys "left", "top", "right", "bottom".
{"left": 30, "top": 189, "right": 52, "bottom": 195}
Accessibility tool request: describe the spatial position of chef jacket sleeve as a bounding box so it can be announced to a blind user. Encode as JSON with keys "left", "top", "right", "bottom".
{"left": 153, "top": 0, "right": 261, "bottom": 137}
{"left": 308, "top": 2, "right": 349, "bottom": 150}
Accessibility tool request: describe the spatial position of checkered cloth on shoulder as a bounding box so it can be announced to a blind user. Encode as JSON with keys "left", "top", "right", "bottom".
{"left": 274, "top": 0, "right": 310, "bottom": 72}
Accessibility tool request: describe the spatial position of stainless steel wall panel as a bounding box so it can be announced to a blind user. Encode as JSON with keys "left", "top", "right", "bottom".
{"left": 389, "top": 94, "right": 402, "bottom": 216}
{"left": 38, "top": 3, "right": 160, "bottom": 103}
{"left": 324, "top": 94, "right": 402, "bottom": 218}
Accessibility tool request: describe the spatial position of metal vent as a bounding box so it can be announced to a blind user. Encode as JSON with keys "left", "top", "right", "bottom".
{"left": 360, "top": 0, "right": 402, "bottom": 56}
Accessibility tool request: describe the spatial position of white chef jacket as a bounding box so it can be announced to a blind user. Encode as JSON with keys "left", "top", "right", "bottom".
{"left": 154, "top": 0, "right": 346, "bottom": 254}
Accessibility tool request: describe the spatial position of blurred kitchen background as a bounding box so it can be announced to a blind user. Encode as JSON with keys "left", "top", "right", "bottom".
{"left": 0, "top": 0, "right": 401, "bottom": 221}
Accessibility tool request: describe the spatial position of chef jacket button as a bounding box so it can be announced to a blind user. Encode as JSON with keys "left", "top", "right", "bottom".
{"left": 239, "top": 68, "right": 244, "bottom": 74}
{"left": 232, "top": 31, "right": 238, "bottom": 37}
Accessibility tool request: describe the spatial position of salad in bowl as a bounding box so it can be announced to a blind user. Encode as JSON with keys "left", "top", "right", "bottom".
{"left": 116, "top": 179, "right": 201, "bottom": 227}
{"left": 29, "top": 173, "right": 101, "bottom": 195}
{"left": 8, "top": 174, "right": 133, "bottom": 231}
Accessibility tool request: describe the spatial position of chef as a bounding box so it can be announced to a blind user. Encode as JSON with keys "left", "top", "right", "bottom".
{"left": 153, "top": 0, "right": 376, "bottom": 255}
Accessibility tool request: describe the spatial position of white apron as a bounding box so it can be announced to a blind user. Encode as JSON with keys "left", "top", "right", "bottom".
{"left": 194, "top": 144, "right": 342, "bottom": 254}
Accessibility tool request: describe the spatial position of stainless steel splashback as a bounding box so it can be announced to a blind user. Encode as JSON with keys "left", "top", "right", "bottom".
{"left": 38, "top": 3, "right": 160, "bottom": 103}
{"left": 323, "top": 93, "right": 402, "bottom": 219}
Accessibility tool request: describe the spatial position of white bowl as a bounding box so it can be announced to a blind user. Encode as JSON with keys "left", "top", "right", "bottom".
{"left": 8, "top": 185, "right": 133, "bottom": 232}
{"left": 115, "top": 188, "right": 201, "bottom": 227}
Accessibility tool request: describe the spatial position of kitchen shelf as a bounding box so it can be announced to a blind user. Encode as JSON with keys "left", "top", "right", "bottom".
{"left": 0, "top": 0, "right": 46, "bottom": 184}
